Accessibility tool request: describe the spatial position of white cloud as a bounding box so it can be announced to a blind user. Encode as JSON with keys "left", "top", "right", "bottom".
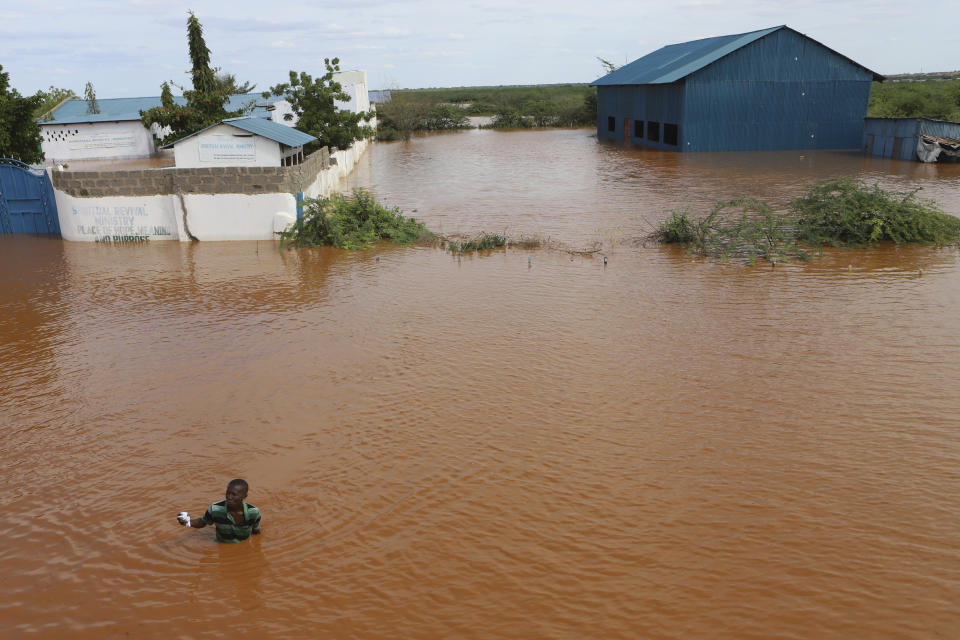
{"left": 271, "top": 40, "right": 296, "bottom": 49}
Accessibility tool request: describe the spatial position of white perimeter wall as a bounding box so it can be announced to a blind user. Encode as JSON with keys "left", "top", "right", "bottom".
{"left": 40, "top": 121, "right": 156, "bottom": 163}
{"left": 54, "top": 187, "right": 296, "bottom": 242}
{"left": 173, "top": 124, "right": 282, "bottom": 168}
{"left": 53, "top": 137, "right": 371, "bottom": 242}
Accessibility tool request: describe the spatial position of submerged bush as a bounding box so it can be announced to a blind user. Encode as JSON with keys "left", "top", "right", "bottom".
{"left": 659, "top": 208, "right": 697, "bottom": 243}
{"left": 654, "top": 177, "right": 960, "bottom": 263}
{"left": 281, "top": 189, "right": 432, "bottom": 250}
{"left": 792, "top": 177, "right": 960, "bottom": 247}
{"left": 444, "top": 233, "right": 507, "bottom": 253}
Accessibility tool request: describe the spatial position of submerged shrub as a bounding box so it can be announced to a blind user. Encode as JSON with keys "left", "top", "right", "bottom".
{"left": 657, "top": 208, "right": 697, "bottom": 243}
{"left": 445, "top": 233, "right": 507, "bottom": 253}
{"left": 654, "top": 177, "right": 959, "bottom": 263}
{"left": 281, "top": 188, "right": 433, "bottom": 250}
{"left": 792, "top": 177, "right": 960, "bottom": 247}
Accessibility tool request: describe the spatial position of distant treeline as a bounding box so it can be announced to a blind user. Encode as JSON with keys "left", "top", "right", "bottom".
{"left": 867, "top": 79, "right": 960, "bottom": 121}
{"left": 375, "top": 84, "right": 596, "bottom": 139}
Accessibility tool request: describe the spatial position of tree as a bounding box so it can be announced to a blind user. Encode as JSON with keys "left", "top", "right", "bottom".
{"left": 0, "top": 65, "right": 44, "bottom": 163}
{"left": 84, "top": 82, "right": 100, "bottom": 114}
{"left": 140, "top": 11, "right": 244, "bottom": 145}
{"left": 264, "top": 57, "right": 374, "bottom": 151}
{"left": 597, "top": 57, "right": 621, "bottom": 75}
{"left": 215, "top": 72, "right": 256, "bottom": 95}
{"left": 35, "top": 86, "right": 77, "bottom": 121}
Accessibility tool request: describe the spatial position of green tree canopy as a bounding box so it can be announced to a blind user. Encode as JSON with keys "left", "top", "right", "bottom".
{"left": 35, "top": 86, "right": 77, "bottom": 121}
{"left": 0, "top": 65, "right": 44, "bottom": 164}
{"left": 264, "top": 58, "right": 373, "bottom": 151}
{"left": 215, "top": 72, "right": 255, "bottom": 95}
{"left": 140, "top": 11, "right": 244, "bottom": 145}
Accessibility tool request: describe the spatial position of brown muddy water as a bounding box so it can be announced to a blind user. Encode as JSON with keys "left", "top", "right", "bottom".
{"left": 3, "top": 128, "right": 960, "bottom": 639}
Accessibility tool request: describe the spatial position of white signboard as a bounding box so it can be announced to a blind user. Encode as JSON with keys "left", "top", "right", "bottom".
{"left": 68, "top": 132, "right": 137, "bottom": 150}
{"left": 198, "top": 135, "right": 256, "bottom": 163}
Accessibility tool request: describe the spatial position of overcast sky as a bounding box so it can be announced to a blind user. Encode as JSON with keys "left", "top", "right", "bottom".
{"left": 3, "top": 0, "right": 958, "bottom": 98}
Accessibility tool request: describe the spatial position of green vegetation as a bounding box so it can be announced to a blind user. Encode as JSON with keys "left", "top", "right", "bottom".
{"left": 656, "top": 199, "right": 811, "bottom": 264}
{"left": 375, "top": 97, "right": 471, "bottom": 140}
{"left": 34, "top": 86, "right": 77, "bottom": 121}
{"left": 0, "top": 64, "right": 44, "bottom": 163}
{"left": 443, "top": 233, "right": 507, "bottom": 253}
{"left": 793, "top": 178, "right": 960, "bottom": 246}
{"left": 140, "top": 11, "right": 247, "bottom": 145}
{"left": 868, "top": 79, "right": 960, "bottom": 121}
{"left": 280, "top": 189, "right": 432, "bottom": 250}
{"left": 280, "top": 191, "right": 530, "bottom": 256}
{"left": 83, "top": 81, "right": 100, "bottom": 115}
{"left": 375, "top": 84, "right": 596, "bottom": 137}
{"left": 655, "top": 178, "right": 960, "bottom": 263}
{"left": 263, "top": 58, "right": 375, "bottom": 152}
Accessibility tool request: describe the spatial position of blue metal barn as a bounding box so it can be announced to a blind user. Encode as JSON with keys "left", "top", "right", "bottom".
{"left": 591, "top": 26, "right": 883, "bottom": 152}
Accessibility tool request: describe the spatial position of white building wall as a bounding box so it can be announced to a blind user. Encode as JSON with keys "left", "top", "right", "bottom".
{"left": 333, "top": 70, "right": 370, "bottom": 113}
{"left": 173, "top": 124, "right": 283, "bottom": 168}
{"left": 40, "top": 121, "right": 156, "bottom": 163}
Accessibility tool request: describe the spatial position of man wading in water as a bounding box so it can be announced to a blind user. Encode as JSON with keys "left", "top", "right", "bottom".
{"left": 177, "top": 479, "right": 262, "bottom": 543}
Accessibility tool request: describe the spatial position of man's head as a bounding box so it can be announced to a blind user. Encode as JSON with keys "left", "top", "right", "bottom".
{"left": 225, "top": 478, "right": 249, "bottom": 509}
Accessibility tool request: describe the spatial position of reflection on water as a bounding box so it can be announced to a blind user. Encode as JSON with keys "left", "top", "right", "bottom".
{"left": 2, "top": 129, "right": 960, "bottom": 639}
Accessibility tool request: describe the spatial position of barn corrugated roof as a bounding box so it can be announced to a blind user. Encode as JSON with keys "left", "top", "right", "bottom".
{"left": 160, "top": 116, "right": 316, "bottom": 149}
{"left": 39, "top": 94, "right": 273, "bottom": 124}
{"left": 591, "top": 26, "right": 883, "bottom": 86}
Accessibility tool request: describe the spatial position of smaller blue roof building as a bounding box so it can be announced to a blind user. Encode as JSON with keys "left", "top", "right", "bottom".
{"left": 591, "top": 26, "right": 883, "bottom": 152}
{"left": 161, "top": 117, "right": 317, "bottom": 149}
{"left": 164, "top": 117, "right": 317, "bottom": 168}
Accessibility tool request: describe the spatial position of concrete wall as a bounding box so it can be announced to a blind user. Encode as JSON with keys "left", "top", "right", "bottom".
{"left": 51, "top": 142, "right": 375, "bottom": 242}
{"left": 52, "top": 147, "right": 329, "bottom": 198}
{"left": 53, "top": 189, "right": 297, "bottom": 242}
{"left": 172, "top": 124, "right": 283, "bottom": 168}
{"left": 40, "top": 121, "right": 157, "bottom": 163}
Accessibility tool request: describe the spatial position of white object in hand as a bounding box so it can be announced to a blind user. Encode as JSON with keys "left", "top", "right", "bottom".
{"left": 178, "top": 511, "right": 190, "bottom": 527}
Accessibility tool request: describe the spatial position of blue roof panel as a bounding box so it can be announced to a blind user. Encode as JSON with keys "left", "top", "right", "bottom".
{"left": 220, "top": 117, "right": 317, "bottom": 147}
{"left": 590, "top": 26, "right": 882, "bottom": 86}
{"left": 592, "top": 27, "right": 782, "bottom": 86}
{"left": 160, "top": 116, "right": 316, "bottom": 149}
{"left": 40, "top": 94, "right": 273, "bottom": 124}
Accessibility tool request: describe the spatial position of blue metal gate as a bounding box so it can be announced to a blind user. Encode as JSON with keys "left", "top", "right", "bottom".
{"left": 0, "top": 158, "right": 60, "bottom": 235}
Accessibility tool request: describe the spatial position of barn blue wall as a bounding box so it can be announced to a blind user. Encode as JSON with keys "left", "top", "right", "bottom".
{"left": 596, "top": 84, "right": 685, "bottom": 150}
{"left": 597, "top": 28, "right": 874, "bottom": 152}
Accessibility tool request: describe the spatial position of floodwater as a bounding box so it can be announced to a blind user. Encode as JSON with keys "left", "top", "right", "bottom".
{"left": 3, "top": 128, "right": 960, "bottom": 639}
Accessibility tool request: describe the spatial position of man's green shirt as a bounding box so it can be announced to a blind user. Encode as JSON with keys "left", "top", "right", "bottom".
{"left": 201, "top": 500, "right": 261, "bottom": 543}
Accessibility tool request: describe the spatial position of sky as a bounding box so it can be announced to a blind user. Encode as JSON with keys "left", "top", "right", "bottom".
{"left": 2, "top": 0, "right": 958, "bottom": 99}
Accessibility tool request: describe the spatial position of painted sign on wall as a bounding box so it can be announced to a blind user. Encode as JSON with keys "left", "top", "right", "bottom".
{"left": 68, "top": 132, "right": 138, "bottom": 150}
{"left": 199, "top": 135, "right": 256, "bottom": 163}
{"left": 69, "top": 203, "right": 173, "bottom": 242}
